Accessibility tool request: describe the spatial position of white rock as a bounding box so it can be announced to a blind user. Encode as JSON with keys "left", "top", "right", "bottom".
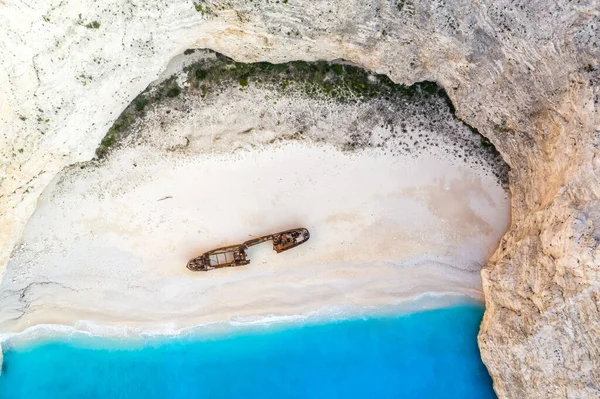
{"left": 0, "top": 0, "right": 598, "bottom": 397}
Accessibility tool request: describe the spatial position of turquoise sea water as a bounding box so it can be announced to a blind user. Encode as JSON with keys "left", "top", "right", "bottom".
{"left": 0, "top": 304, "right": 496, "bottom": 399}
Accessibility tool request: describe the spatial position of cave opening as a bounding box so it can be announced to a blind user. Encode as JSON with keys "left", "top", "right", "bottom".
{"left": 0, "top": 48, "right": 512, "bottom": 399}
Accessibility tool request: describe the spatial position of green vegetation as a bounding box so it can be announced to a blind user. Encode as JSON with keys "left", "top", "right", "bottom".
{"left": 396, "top": 0, "right": 415, "bottom": 15}
{"left": 85, "top": 20, "right": 100, "bottom": 29}
{"left": 331, "top": 64, "right": 344, "bottom": 75}
{"left": 195, "top": 68, "right": 207, "bottom": 80}
{"left": 166, "top": 85, "right": 181, "bottom": 98}
{"left": 95, "top": 110, "right": 135, "bottom": 157}
{"left": 200, "top": 84, "right": 208, "bottom": 97}
{"left": 238, "top": 76, "right": 249, "bottom": 87}
{"left": 96, "top": 50, "right": 500, "bottom": 161}
{"left": 135, "top": 97, "right": 150, "bottom": 111}
{"left": 193, "top": 2, "right": 213, "bottom": 16}
{"left": 183, "top": 54, "right": 437, "bottom": 103}
{"left": 95, "top": 76, "right": 186, "bottom": 158}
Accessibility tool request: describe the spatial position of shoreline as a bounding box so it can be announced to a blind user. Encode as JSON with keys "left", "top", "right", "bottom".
{"left": 0, "top": 142, "right": 509, "bottom": 346}
{"left": 1, "top": 255, "right": 486, "bottom": 335}
{"left": 0, "top": 298, "right": 496, "bottom": 399}
{"left": 1, "top": 289, "right": 483, "bottom": 348}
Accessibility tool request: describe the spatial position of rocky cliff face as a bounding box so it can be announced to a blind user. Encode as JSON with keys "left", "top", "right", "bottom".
{"left": 1, "top": 0, "right": 598, "bottom": 397}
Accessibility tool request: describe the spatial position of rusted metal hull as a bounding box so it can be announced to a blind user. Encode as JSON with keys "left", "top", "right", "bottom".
{"left": 270, "top": 228, "right": 310, "bottom": 253}
{"left": 187, "top": 228, "right": 310, "bottom": 272}
{"left": 186, "top": 244, "right": 250, "bottom": 272}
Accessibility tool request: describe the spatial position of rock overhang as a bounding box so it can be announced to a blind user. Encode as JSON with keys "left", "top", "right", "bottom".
{"left": 0, "top": 0, "right": 598, "bottom": 397}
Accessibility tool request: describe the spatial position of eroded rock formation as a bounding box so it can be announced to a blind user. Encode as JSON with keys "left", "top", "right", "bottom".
{"left": 1, "top": 0, "right": 598, "bottom": 397}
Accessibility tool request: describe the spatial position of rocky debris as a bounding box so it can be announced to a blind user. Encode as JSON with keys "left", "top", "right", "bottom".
{"left": 93, "top": 50, "right": 507, "bottom": 185}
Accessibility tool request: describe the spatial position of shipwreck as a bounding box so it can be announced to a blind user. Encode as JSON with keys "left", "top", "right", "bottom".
{"left": 187, "top": 228, "right": 310, "bottom": 272}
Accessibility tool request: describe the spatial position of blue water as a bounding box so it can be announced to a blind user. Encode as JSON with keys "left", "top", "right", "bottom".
{"left": 0, "top": 305, "right": 496, "bottom": 399}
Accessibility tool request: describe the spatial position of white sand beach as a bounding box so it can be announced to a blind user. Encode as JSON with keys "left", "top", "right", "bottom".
{"left": 0, "top": 142, "right": 509, "bottom": 335}
{"left": 0, "top": 57, "right": 510, "bottom": 337}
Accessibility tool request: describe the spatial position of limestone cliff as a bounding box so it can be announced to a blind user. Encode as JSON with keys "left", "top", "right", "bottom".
{"left": 0, "top": 0, "right": 598, "bottom": 397}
